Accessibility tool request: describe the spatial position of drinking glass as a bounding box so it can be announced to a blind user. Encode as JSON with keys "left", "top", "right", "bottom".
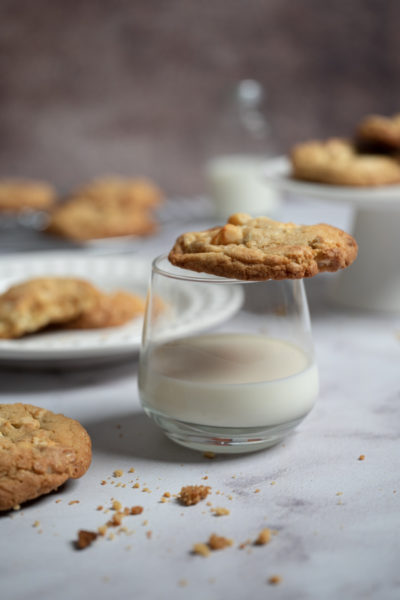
{"left": 138, "top": 255, "right": 318, "bottom": 454}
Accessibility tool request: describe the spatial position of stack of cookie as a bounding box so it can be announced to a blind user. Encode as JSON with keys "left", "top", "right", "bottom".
{"left": 46, "top": 176, "right": 163, "bottom": 241}
{"left": 290, "top": 112, "right": 400, "bottom": 186}
{"left": 0, "top": 276, "right": 146, "bottom": 339}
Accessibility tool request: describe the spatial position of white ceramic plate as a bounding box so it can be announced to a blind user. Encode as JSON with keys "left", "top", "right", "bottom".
{"left": 0, "top": 252, "right": 243, "bottom": 365}
{"left": 264, "top": 156, "right": 400, "bottom": 207}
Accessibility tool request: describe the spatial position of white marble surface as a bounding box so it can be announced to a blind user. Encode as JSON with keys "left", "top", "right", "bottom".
{"left": 1, "top": 198, "right": 400, "bottom": 600}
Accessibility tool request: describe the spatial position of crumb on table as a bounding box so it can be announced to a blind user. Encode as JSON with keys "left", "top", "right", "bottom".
{"left": 208, "top": 533, "right": 233, "bottom": 550}
{"left": 179, "top": 485, "right": 211, "bottom": 506}
{"left": 255, "top": 528, "right": 272, "bottom": 545}
{"left": 76, "top": 530, "right": 98, "bottom": 550}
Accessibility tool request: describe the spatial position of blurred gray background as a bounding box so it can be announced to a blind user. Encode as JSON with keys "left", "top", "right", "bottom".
{"left": 1, "top": 0, "right": 399, "bottom": 196}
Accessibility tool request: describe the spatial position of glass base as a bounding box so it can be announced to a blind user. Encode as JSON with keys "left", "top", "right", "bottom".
{"left": 145, "top": 409, "right": 308, "bottom": 454}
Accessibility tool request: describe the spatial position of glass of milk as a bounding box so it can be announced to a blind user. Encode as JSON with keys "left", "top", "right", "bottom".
{"left": 138, "top": 256, "right": 319, "bottom": 454}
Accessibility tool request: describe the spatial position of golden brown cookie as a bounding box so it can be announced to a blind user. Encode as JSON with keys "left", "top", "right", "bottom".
{"left": 64, "top": 290, "right": 146, "bottom": 329}
{"left": 356, "top": 113, "right": 400, "bottom": 152}
{"left": 0, "top": 179, "right": 56, "bottom": 212}
{"left": 290, "top": 138, "right": 400, "bottom": 186}
{"left": 0, "top": 403, "right": 91, "bottom": 511}
{"left": 168, "top": 212, "right": 358, "bottom": 280}
{"left": 0, "top": 277, "right": 100, "bottom": 339}
{"left": 46, "top": 196, "right": 157, "bottom": 241}
{"left": 73, "top": 176, "right": 163, "bottom": 208}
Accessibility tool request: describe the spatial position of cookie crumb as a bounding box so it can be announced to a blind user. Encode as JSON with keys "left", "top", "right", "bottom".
{"left": 98, "top": 525, "right": 108, "bottom": 536}
{"left": 179, "top": 485, "right": 211, "bottom": 506}
{"left": 208, "top": 533, "right": 233, "bottom": 550}
{"left": 133, "top": 482, "right": 140, "bottom": 489}
{"left": 131, "top": 506, "right": 143, "bottom": 515}
{"left": 97, "top": 505, "right": 103, "bottom": 511}
{"left": 101, "top": 480, "right": 107, "bottom": 486}
{"left": 193, "top": 543, "right": 210, "bottom": 557}
{"left": 113, "top": 470, "right": 123, "bottom": 477}
{"left": 33, "top": 520, "right": 40, "bottom": 528}
{"left": 254, "top": 489, "right": 260, "bottom": 493}
{"left": 178, "top": 579, "right": 188, "bottom": 587}
{"left": 112, "top": 500, "right": 122, "bottom": 511}
{"left": 163, "top": 491, "right": 171, "bottom": 498}
{"left": 108, "top": 512, "right": 124, "bottom": 527}
{"left": 255, "top": 528, "right": 271, "bottom": 545}
{"left": 212, "top": 507, "right": 230, "bottom": 516}
{"left": 336, "top": 492, "right": 343, "bottom": 496}
{"left": 55, "top": 499, "right": 62, "bottom": 503}
{"left": 270, "top": 481, "right": 276, "bottom": 486}
{"left": 358, "top": 454, "right": 366, "bottom": 461}
{"left": 76, "top": 530, "right": 98, "bottom": 550}
{"left": 268, "top": 575, "right": 282, "bottom": 585}
{"left": 68, "top": 500, "right": 80, "bottom": 505}
{"left": 203, "top": 451, "right": 215, "bottom": 459}
{"left": 128, "top": 468, "right": 135, "bottom": 473}
{"left": 202, "top": 476, "right": 208, "bottom": 480}
{"left": 146, "top": 530, "right": 152, "bottom": 539}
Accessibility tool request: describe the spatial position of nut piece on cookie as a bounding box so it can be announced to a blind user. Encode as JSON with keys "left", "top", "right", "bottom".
{"left": 0, "top": 277, "right": 100, "bottom": 339}
{"left": 356, "top": 113, "right": 400, "bottom": 152}
{"left": 290, "top": 138, "right": 400, "bottom": 186}
{"left": 168, "top": 213, "right": 358, "bottom": 281}
{"left": 0, "top": 403, "right": 92, "bottom": 511}
{"left": 0, "top": 179, "right": 56, "bottom": 213}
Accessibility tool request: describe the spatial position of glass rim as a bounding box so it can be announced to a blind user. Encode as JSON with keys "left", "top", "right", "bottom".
{"left": 151, "top": 254, "right": 305, "bottom": 286}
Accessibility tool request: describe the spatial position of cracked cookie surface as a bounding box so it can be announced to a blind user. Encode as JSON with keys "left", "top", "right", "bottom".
{"left": 0, "top": 277, "right": 100, "bottom": 339}
{"left": 168, "top": 213, "right": 358, "bottom": 280}
{"left": 290, "top": 138, "right": 400, "bottom": 186}
{"left": 0, "top": 403, "right": 91, "bottom": 511}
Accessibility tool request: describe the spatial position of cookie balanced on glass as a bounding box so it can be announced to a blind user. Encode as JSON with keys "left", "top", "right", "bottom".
{"left": 139, "top": 213, "right": 357, "bottom": 454}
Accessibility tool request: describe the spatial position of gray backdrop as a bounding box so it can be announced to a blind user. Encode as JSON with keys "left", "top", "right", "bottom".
{"left": 1, "top": 0, "right": 399, "bottom": 195}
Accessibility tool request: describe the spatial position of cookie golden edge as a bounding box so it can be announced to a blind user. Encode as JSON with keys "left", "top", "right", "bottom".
{"left": 0, "top": 403, "right": 92, "bottom": 511}
{"left": 168, "top": 217, "right": 358, "bottom": 281}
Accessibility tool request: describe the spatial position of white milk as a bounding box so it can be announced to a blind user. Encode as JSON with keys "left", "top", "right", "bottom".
{"left": 205, "top": 155, "right": 280, "bottom": 219}
{"left": 139, "top": 333, "right": 318, "bottom": 428}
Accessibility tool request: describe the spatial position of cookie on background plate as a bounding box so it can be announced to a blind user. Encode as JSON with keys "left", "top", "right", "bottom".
{"left": 0, "top": 403, "right": 91, "bottom": 511}
{"left": 0, "top": 179, "right": 56, "bottom": 213}
{"left": 168, "top": 212, "right": 357, "bottom": 280}
{"left": 72, "top": 176, "right": 163, "bottom": 208}
{"left": 46, "top": 197, "right": 157, "bottom": 241}
{"left": 356, "top": 113, "right": 400, "bottom": 152}
{"left": 290, "top": 138, "right": 400, "bottom": 186}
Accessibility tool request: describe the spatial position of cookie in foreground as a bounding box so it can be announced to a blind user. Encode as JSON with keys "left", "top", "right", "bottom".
{"left": 290, "top": 138, "right": 400, "bottom": 186}
{"left": 168, "top": 212, "right": 358, "bottom": 280}
{"left": 0, "top": 403, "right": 91, "bottom": 511}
